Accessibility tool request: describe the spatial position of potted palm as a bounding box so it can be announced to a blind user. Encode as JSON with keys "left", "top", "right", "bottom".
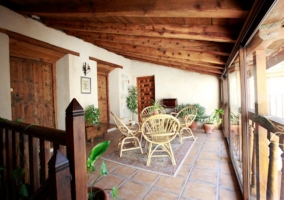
{"left": 203, "top": 108, "right": 224, "bottom": 133}
{"left": 87, "top": 141, "right": 118, "bottom": 200}
{"left": 190, "top": 103, "right": 206, "bottom": 130}
{"left": 150, "top": 100, "right": 164, "bottom": 115}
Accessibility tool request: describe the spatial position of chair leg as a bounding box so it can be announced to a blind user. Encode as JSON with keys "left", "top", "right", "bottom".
{"left": 167, "top": 142, "right": 176, "bottom": 165}
{"left": 146, "top": 142, "right": 153, "bottom": 166}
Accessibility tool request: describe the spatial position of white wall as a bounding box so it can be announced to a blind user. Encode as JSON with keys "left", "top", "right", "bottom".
{"left": 0, "top": 33, "right": 12, "bottom": 119}
{"left": 131, "top": 60, "right": 220, "bottom": 117}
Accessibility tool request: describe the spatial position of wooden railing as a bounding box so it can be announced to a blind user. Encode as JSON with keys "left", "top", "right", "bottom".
{"left": 247, "top": 111, "right": 284, "bottom": 200}
{"left": 0, "top": 98, "right": 88, "bottom": 200}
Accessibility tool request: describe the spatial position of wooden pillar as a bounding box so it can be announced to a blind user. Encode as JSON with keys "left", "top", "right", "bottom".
{"left": 253, "top": 49, "right": 269, "bottom": 199}
{"left": 266, "top": 134, "right": 279, "bottom": 200}
{"left": 65, "top": 98, "right": 87, "bottom": 200}
{"left": 48, "top": 150, "right": 72, "bottom": 200}
{"left": 249, "top": 124, "right": 256, "bottom": 196}
{"left": 239, "top": 47, "right": 250, "bottom": 199}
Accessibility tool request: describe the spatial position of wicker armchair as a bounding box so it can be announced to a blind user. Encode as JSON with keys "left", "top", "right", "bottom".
{"left": 171, "top": 105, "right": 197, "bottom": 144}
{"left": 110, "top": 112, "right": 143, "bottom": 157}
{"left": 141, "top": 114, "right": 180, "bottom": 166}
{"left": 140, "top": 106, "right": 166, "bottom": 121}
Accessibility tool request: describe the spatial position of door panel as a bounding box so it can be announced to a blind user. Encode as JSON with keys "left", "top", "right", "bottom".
{"left": 10, "top": 57, "right": 55, "bottom": 128}
{"left": 137, "top": 75, "right": 155, "bottom": 121}
{"left": 97, "top": 73, "right": 109, "bottom": 123}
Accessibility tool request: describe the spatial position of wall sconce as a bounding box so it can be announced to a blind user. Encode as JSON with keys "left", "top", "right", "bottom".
{"left": 83, "top": 62, "right": 91, "bottom": 76}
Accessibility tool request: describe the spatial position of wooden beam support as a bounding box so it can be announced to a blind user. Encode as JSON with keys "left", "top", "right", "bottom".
{"left": 93, "top": 40, "right": 226, "bottom": 64}
{"left": 89, "top": 57, "right": 123, "bottom": 69}
{"left": 68, "top": 31, "right": 232, "bottom": 56}
{"left": 101, "top": 46, "right": 224, "bottom": 70}
{"left": 44, "top": 20, "right": 237, "bottom": 43}
{"left": 16, "top": 0, "right": 248, "bottom": 18}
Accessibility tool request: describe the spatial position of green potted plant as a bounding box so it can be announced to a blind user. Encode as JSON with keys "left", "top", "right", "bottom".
{"left": 126, "top": 86, "right": 138, "bottom": 120}
{"left": 85, "top": 105, "right": 100, "bottom": 126}
{"left": 87, "top": 140, "right": 118, "bottom": 200}
{"left": 203, "top": 108, "right": 224, "bottom": 133}
{"left": 149, "top": 100, "right": 164, "bottom": 115}
{"left": 190, "top": 103, "right": 206, "bottom": 130}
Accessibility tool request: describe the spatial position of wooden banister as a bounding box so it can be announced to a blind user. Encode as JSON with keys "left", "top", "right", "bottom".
{"left": 0, "top": 98, "right": 88, "bottom": 200}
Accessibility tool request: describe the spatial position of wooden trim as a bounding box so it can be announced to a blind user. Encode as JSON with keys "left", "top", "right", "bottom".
{"left": 0, "top": 28, "right": 80, "bottom": 57}
{"left": 89, "top": 56, "right": 123, "bottom": 69}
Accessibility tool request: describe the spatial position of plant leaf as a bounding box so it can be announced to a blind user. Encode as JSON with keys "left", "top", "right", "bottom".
{"left": 12, "top": 168, "right": 24, "bottom": 183}
{"left": 87, "top": 141, "right": 110, "bottom": 171}
{"left": 20, "top": 184, "right": 29, "bottom": 197}
{"left": 100, "top": 161, "right": 108, "bottom": 176}
{"left": 111, "top": 186, "right": 118, "bottom": 200}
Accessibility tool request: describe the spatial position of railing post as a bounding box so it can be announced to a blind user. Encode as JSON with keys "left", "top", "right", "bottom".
{"left": 266, "top": 134, "right": 279, "bottom": 200}
{"left": 65, "top": 98, "right": 87, "bottom": 200}
{"left": 48, "top": 150, "right": 72, "bottom": 200}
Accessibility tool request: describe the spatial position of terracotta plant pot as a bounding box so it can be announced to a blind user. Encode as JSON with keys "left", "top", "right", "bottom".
{"left": 190, "top": 121, "right": 198, "bottom": 130}
{"left": 203, "top": 123, "right": 214, "bottom": 133}
{"left": 88, "top": 186, "right": 109, "bottom": 200}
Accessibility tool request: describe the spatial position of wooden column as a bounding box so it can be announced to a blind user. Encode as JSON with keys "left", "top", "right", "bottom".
{"left": 65, "top": 98, "right": 87, "bottom": 200}
{"left": 253, "top": 49, "right": 269, "bottom": 199}
{"left": 239, "top": 47, "right": 250, "bottom": 199}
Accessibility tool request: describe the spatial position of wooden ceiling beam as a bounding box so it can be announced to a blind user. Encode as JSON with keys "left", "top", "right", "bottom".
{"left": 44, "top": 20, "right": 237, "bottom": 42}
{"left": 16, "top": 0, "right": 248, "bottom": 18}
{"left": 99, "top": 45, "right": 224, "bottom": 70}
{"left": 67, "top": 31, "right": 232, "bottom": 56}
{"left": 103, "top": 46, "right": 223, "bottom": 72}
{"left": 124, "top": 55, "right": 222, "bottom": 76}
{"left": 93, "top": 40, "right": 226, "bottom": 64}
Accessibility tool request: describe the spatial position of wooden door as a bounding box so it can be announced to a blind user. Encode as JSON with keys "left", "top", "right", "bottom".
{"left": 10, "top": 57, "right": 56, "bottom": 128}
{"left": 137, "top": 75, "right": 155, "bottom": 121}
{"left": 97, "top": 73, "right": 109, "bottom": 123}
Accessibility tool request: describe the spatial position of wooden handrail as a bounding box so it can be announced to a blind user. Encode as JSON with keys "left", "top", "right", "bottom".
{"left": 0, "top": 119, "right": 66, "bottom": 144}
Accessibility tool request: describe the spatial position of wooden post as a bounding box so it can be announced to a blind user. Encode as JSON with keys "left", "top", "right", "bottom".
{"left": 65, "top": 98, "right": 87, "bottom": 200}
{"left": 266, "top": 134, "right": 279, "bottom": 200}
{"left": 48, "top": 150, "right": 72, "bottom": 200}
{"left": 253, "top": 49, "right": 269, "bottom": 199}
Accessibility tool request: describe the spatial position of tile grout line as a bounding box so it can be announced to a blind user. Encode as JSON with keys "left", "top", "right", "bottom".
{"left": 141, "top": 174, "right": 162, "bottom": 200}
{"left": 177, "top": 134, "right": 207, "bottom": 200}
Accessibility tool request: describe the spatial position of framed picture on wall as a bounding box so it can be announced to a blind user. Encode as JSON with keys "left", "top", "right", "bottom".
{"left": 81, "top": 77, "right": 91, "bottom": 94}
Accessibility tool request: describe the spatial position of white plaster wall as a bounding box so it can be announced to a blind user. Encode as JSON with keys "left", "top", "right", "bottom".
{"left": 131, "top": 60, "right": 220, "bottom": 116}
{"left": 0, "top": 33, "right": 12, "bottom": 119}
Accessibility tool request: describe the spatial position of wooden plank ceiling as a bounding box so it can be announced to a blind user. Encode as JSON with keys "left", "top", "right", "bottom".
{"left": 0, "top": 0, "right": 253, "bottom": 76}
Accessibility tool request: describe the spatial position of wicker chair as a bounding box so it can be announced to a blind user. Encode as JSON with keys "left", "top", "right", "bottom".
{"left": 140, "top": 106, "right": 166, "bottom": 121}
{"left": 110, "top": 112, "right": 143, "bottom": 157}
{"left": 141, "top": 114, "right": 180, "bottom": 166}
{"left": 171, "top": 105, "right": 197, "bottom": 144}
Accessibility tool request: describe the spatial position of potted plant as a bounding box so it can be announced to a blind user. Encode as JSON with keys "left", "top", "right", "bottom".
{"left": 85, "top": 105, "right": 100, "bottom": 126}
{"left": 149, "top": 100, "right": 164, "bottom": 115}
{"left": 87, "top": 140, "right": 118, "bottom": 200}
{"left": 203, "top": 108, "right": 224, "bottom": 133}
{"left": 126, "top": 86, "right": 138, "bottom": 120}
{"left": 190, "top": 103, "right": 206, "bottom": 130}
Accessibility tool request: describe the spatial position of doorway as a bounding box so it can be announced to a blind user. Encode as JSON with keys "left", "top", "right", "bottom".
{"left": 137, "top": 75, "right": 155, "bottom": 121}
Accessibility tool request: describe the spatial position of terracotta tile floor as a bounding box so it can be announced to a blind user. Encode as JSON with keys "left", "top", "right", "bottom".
{"left": 86, "top": 126, "right": 242, "bottom": 200}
